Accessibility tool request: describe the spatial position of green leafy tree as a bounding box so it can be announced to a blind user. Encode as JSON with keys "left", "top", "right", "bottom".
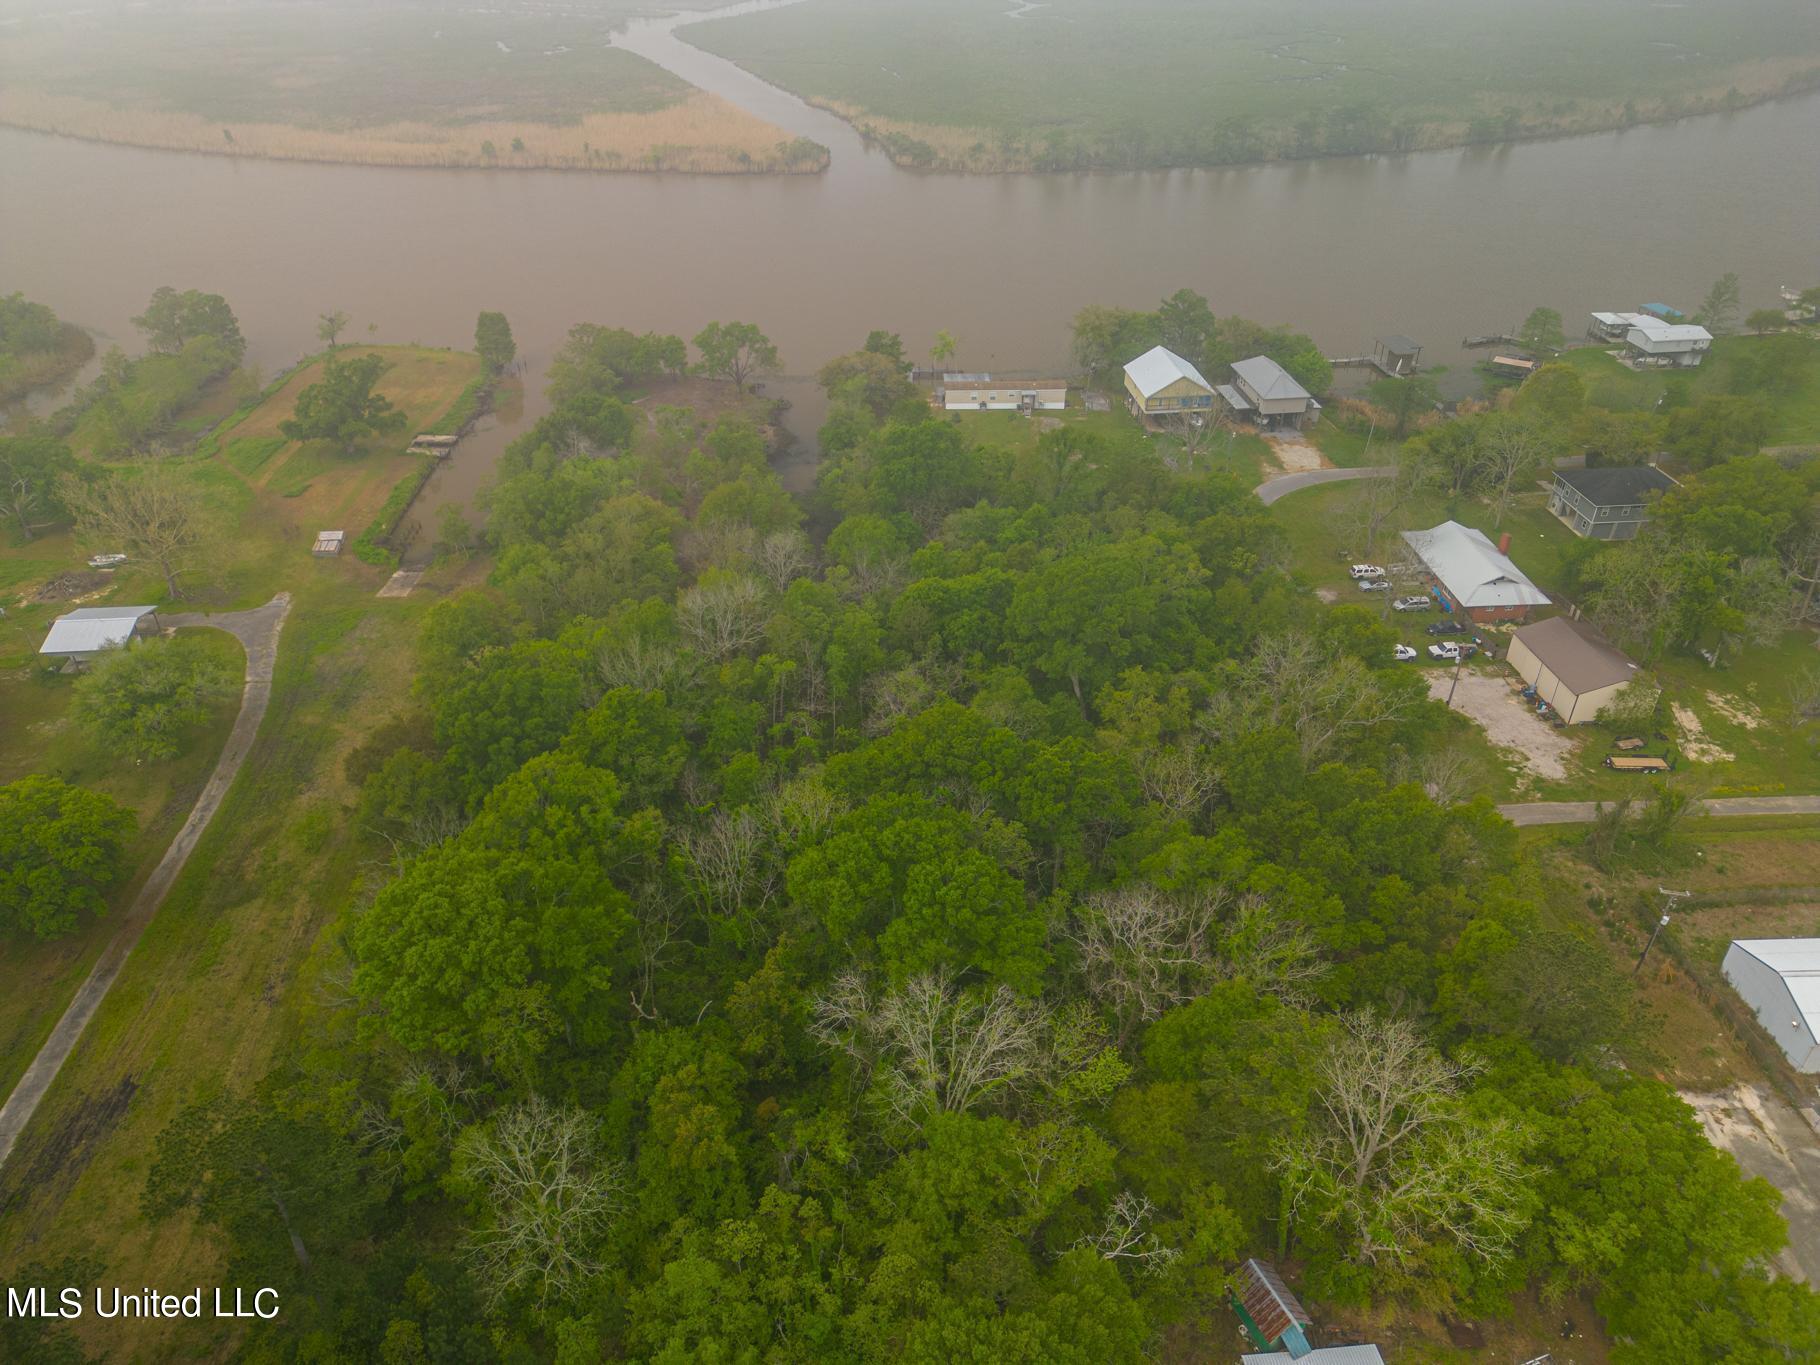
{"left": 143, "top": 1091, "right": 372, "bottom": 1279}
{"left": 863, "top": 328, "right": 911, "bottom": 372}
{"left": 132, "top": 286, "right": 245, "bottom": 362}
{"left": 280, "top": 353, "right": 408, "bottom": 454}
{"left": 317, "top": 308, "right": 350, "bottom": 349}
{"left": 1517, "top": 306, "right": 1564, "bottom": 354}
{"left": 1512, "top": 361, "right": 1585, "bottom": 429}
{"left": 1746, "top": 307, "right": 1786, "bottom": 335}
{"left": 0, "top": 775, "right": 135, "bottom": 939}
{"left": 0, "top": 433, "right": 76, "bottom": 541}
{"left": 692, "top": 320, "right": 781, "bottom": 392}
{"left": 72, "top": 634, "right": 235, "bottom": 761}
{"left": 1696, "top": 271, "right": 1742, "bottom": 336}
{"left": 1364, "top": 372, "right": 1440, "bottom": 439}
{"left": 475, "top": 310, "right": 516, "bottom": 375}
{"left": 929, "top": 328, "right": 957, "bottom": 373}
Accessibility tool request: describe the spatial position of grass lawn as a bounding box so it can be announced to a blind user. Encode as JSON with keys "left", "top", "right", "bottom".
{"left": 1308, "top": 420, "right": 1405, "bottom": 470}
{"left": 693, "top": 0, "right": 1820, "bottom": 170}
{"left": 1562, "top": 334, "right": 1820, "bottom": 445}
{"left": 0, "top": 346, "right": 492, "bottom": 1355}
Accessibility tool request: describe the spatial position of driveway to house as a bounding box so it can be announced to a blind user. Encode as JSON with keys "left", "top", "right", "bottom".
{"left": 1255, "top": 465, "right": 1395, "bottom": 505}
{"left": 1499, "top": 794, "right": 1820, "bottom": 826}
{"left": 1686, "top": 1084, "right": 1820, "bottom": 1284}
{"left": 0, "top": 593, "right": 292, "bottom": 1171}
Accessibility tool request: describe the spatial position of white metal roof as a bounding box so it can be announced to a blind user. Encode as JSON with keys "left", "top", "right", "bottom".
{"left": 1401, "top": 521, "right": 1551, "bottom": 609}
{"left": 1626, "top": 321, "right": 1712, "bottom": 343}
{"left": 1243, "top": 1348, "right": 1385, "bottom": 1365}
{"left": 1591, "top": 310, "right": 1656, "bottom": 327}
{"left": 39, "top": 605, "right": 158, "bottom": 656}
{"left": 1232, "top": 355, "right": 1313, "bottom": 402}
{"left": 1216, "top": 383, "right": 1254, "bottom": 411}
{"left": 1123, "top": 345, "right": 1212, "bottom": 398}
{"left": 1730, "top": 940, "right": 1820, "bottom": 1038}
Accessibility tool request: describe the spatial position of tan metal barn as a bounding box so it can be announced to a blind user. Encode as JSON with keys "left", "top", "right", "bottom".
{"left": 1507, "top": 615, "right": 1639, "bottom": 724}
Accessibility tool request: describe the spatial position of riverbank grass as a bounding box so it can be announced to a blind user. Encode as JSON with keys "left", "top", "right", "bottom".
{"left": 1563, "top": 335, "right": 1820, "bottom": 444}
{"left": 692, "top": 0, "right": 1820, "bottom": 170}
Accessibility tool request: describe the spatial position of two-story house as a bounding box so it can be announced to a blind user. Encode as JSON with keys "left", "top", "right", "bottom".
{"left": 1549, "top": 465, "right": 1678, "bottom": 540}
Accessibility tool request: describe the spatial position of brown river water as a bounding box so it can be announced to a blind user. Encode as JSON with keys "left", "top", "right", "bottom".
{"left": 3, "top": 0, "right": 1817, "bottom": 562}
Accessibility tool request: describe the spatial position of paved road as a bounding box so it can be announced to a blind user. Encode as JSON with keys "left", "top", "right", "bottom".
{"left": 0, "top": 593, "right": 291, "bottom": 1171}
{"left": 1687, "top": 1085, "right": 1820, "bottom": 1284}
{"left": 1255, "top": 465, "right": 1395, "bottom": 506}
{"left": 1499, "top": 794, "right": 1820, "bottom": 827}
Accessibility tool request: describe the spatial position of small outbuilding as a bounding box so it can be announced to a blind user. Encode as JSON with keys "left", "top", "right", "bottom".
{"left": 1723, "top": 940, "right": 1820, "bottom": 1073}
{"left": 1123, "top": 346, "right": 1215, "bottom": 418}
{"left": 940, "top": 376, "right": 1069, "bottom": 412}
{"left": 1549, "top": 464, "right": 1678, "bottom": 541}
{"left": 1401, "top": 520, "right": 1551, "bottom": 623}
{"left": 38, "top": 605, "right": 161, "bottom": 664}
{"left": 312, "top": 529, "right": 346, "bottom": 557}
{"left": 1227, "top": 356, "right": 1320, "bottom": 431}
{"left": 1507, "top": 615, "right": 1641, "bottom": 723}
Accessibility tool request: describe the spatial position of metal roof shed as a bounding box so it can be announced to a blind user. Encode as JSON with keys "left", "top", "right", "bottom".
{"left": 39, "top": 605, "right": 161, "bottom": 660}
{"left": 1723, "top": 940, "right": 1820, "bottom": 1072}
{"left": 1242, "top": 1348, "right": 1386, "bottom": 1365}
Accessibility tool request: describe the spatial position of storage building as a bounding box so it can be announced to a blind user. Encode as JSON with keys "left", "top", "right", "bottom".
{"left": 38, "top": 605, "right": 161, "bottom": 664}
{"left": 1723, "top": 940, "right": 1820, "bottom": 1073}
{"left": 1507, "top": 615, "right": 1641, "bottom": 723}
{"left": 1123, "top": 346, "right": 1215, "bottom": 417}
{"left": 1400, "top": 520, "right": 1551, "bottom": 623}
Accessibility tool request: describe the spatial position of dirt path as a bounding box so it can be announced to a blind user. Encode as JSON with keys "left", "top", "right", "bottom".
{"left": 1500, "top": 794, "right": 1820, "bottom": 826}
{"left": 0, "top": 593, "right": 291, "bottom": 1171}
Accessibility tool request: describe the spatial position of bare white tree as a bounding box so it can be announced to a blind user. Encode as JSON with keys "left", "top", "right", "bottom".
{"left": 1064, "top": 884, "right": 1223, "bottom": 1041}
{"left": 677, "top": 573, "right": 768, "bottom": 661}
{"left": 675, "top": 807, "right": 776, "bottom": 939}
{"left": 1074, "top": 1191, "right": 1182, "bottom": 1274}
{"left": 1276, "top": 1011, "right": 1528, "bottom": 1269}
{"left": 811, "top": 969, "right": 1050, "bottom": 1126}
{"left": 753, "top": 528, "right": 815, "bottom": 594}
{"left": 455, "top": 1097, "right": 625, "bottom": 1308}
{"left": 597, "top": 635, "right": 681, "bottom": 694}
{"left": 1130, "top": 742, "right": 1220, "bottom": 822}
{"left": 1476, "top": 416, "right": 1552, "bottom": 529}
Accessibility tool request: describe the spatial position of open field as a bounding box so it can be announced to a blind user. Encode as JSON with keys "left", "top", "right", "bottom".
{"left": 0, "top": 3, "right": 823, "bottom": 173}
{"left": 1561, "top": 335, "right": 1820, "bottom": 445}
{"left": 0, "top": 341, "right": 495, "bottom": 1356}
{"left": 692, "top": 0, "right": 1820, "bottom": 171}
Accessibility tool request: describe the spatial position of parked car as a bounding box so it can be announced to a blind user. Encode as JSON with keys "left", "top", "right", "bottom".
{"left": 1392, "top": 595, "right": 1431, "bottom": 613}
{"left": 1428, "top": 642, "right": 1462, "bottom": 661}
{"left": 1348, "top": 564, "right": 1386, "bottom": 579}
{"left": 1392, "top": 644, "right": 1418, "bottom": 662}
{"left": 87, "top": 553, "right": 128, "bottom": 569}
{"left": 1425, "top": 620, "right": 1468, "bottom": 636}
{"left": 1357, "top": 579, "right": 1391, "bottom": 592}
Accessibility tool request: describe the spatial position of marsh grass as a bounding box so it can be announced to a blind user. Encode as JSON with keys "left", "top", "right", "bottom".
{"left": 0, "top": 89, "right": 825, "bottom": 174}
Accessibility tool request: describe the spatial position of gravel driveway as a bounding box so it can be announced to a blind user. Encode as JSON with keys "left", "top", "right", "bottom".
{"left": 1428, "top": 668, "right": 1576, "bottom": 781}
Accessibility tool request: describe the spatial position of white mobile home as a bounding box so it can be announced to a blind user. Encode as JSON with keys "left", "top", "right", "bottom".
{"left": 940, "top": 375, "right": 1069, "bottom": 412}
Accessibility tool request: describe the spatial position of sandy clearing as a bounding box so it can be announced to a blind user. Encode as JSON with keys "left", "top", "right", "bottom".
{"left": 1429, "top": 670, "right": 1575, "bottom": 781}
{"left": 1706, "top": 690, "right": 1766, "bottom": 730}
{"left": 1686, "top": 1084, "right": 1820, "bottom": 1283}
{"left": 1264, "top": 433, "right": 1327, "bottom": 474}
{"left": 1673, "top": 701, "right": 1735, "bottom": 763}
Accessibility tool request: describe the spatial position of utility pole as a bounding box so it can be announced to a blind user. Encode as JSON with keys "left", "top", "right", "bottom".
{"left": 1634, "top": 887, "right": 1691, "bottom": 976}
